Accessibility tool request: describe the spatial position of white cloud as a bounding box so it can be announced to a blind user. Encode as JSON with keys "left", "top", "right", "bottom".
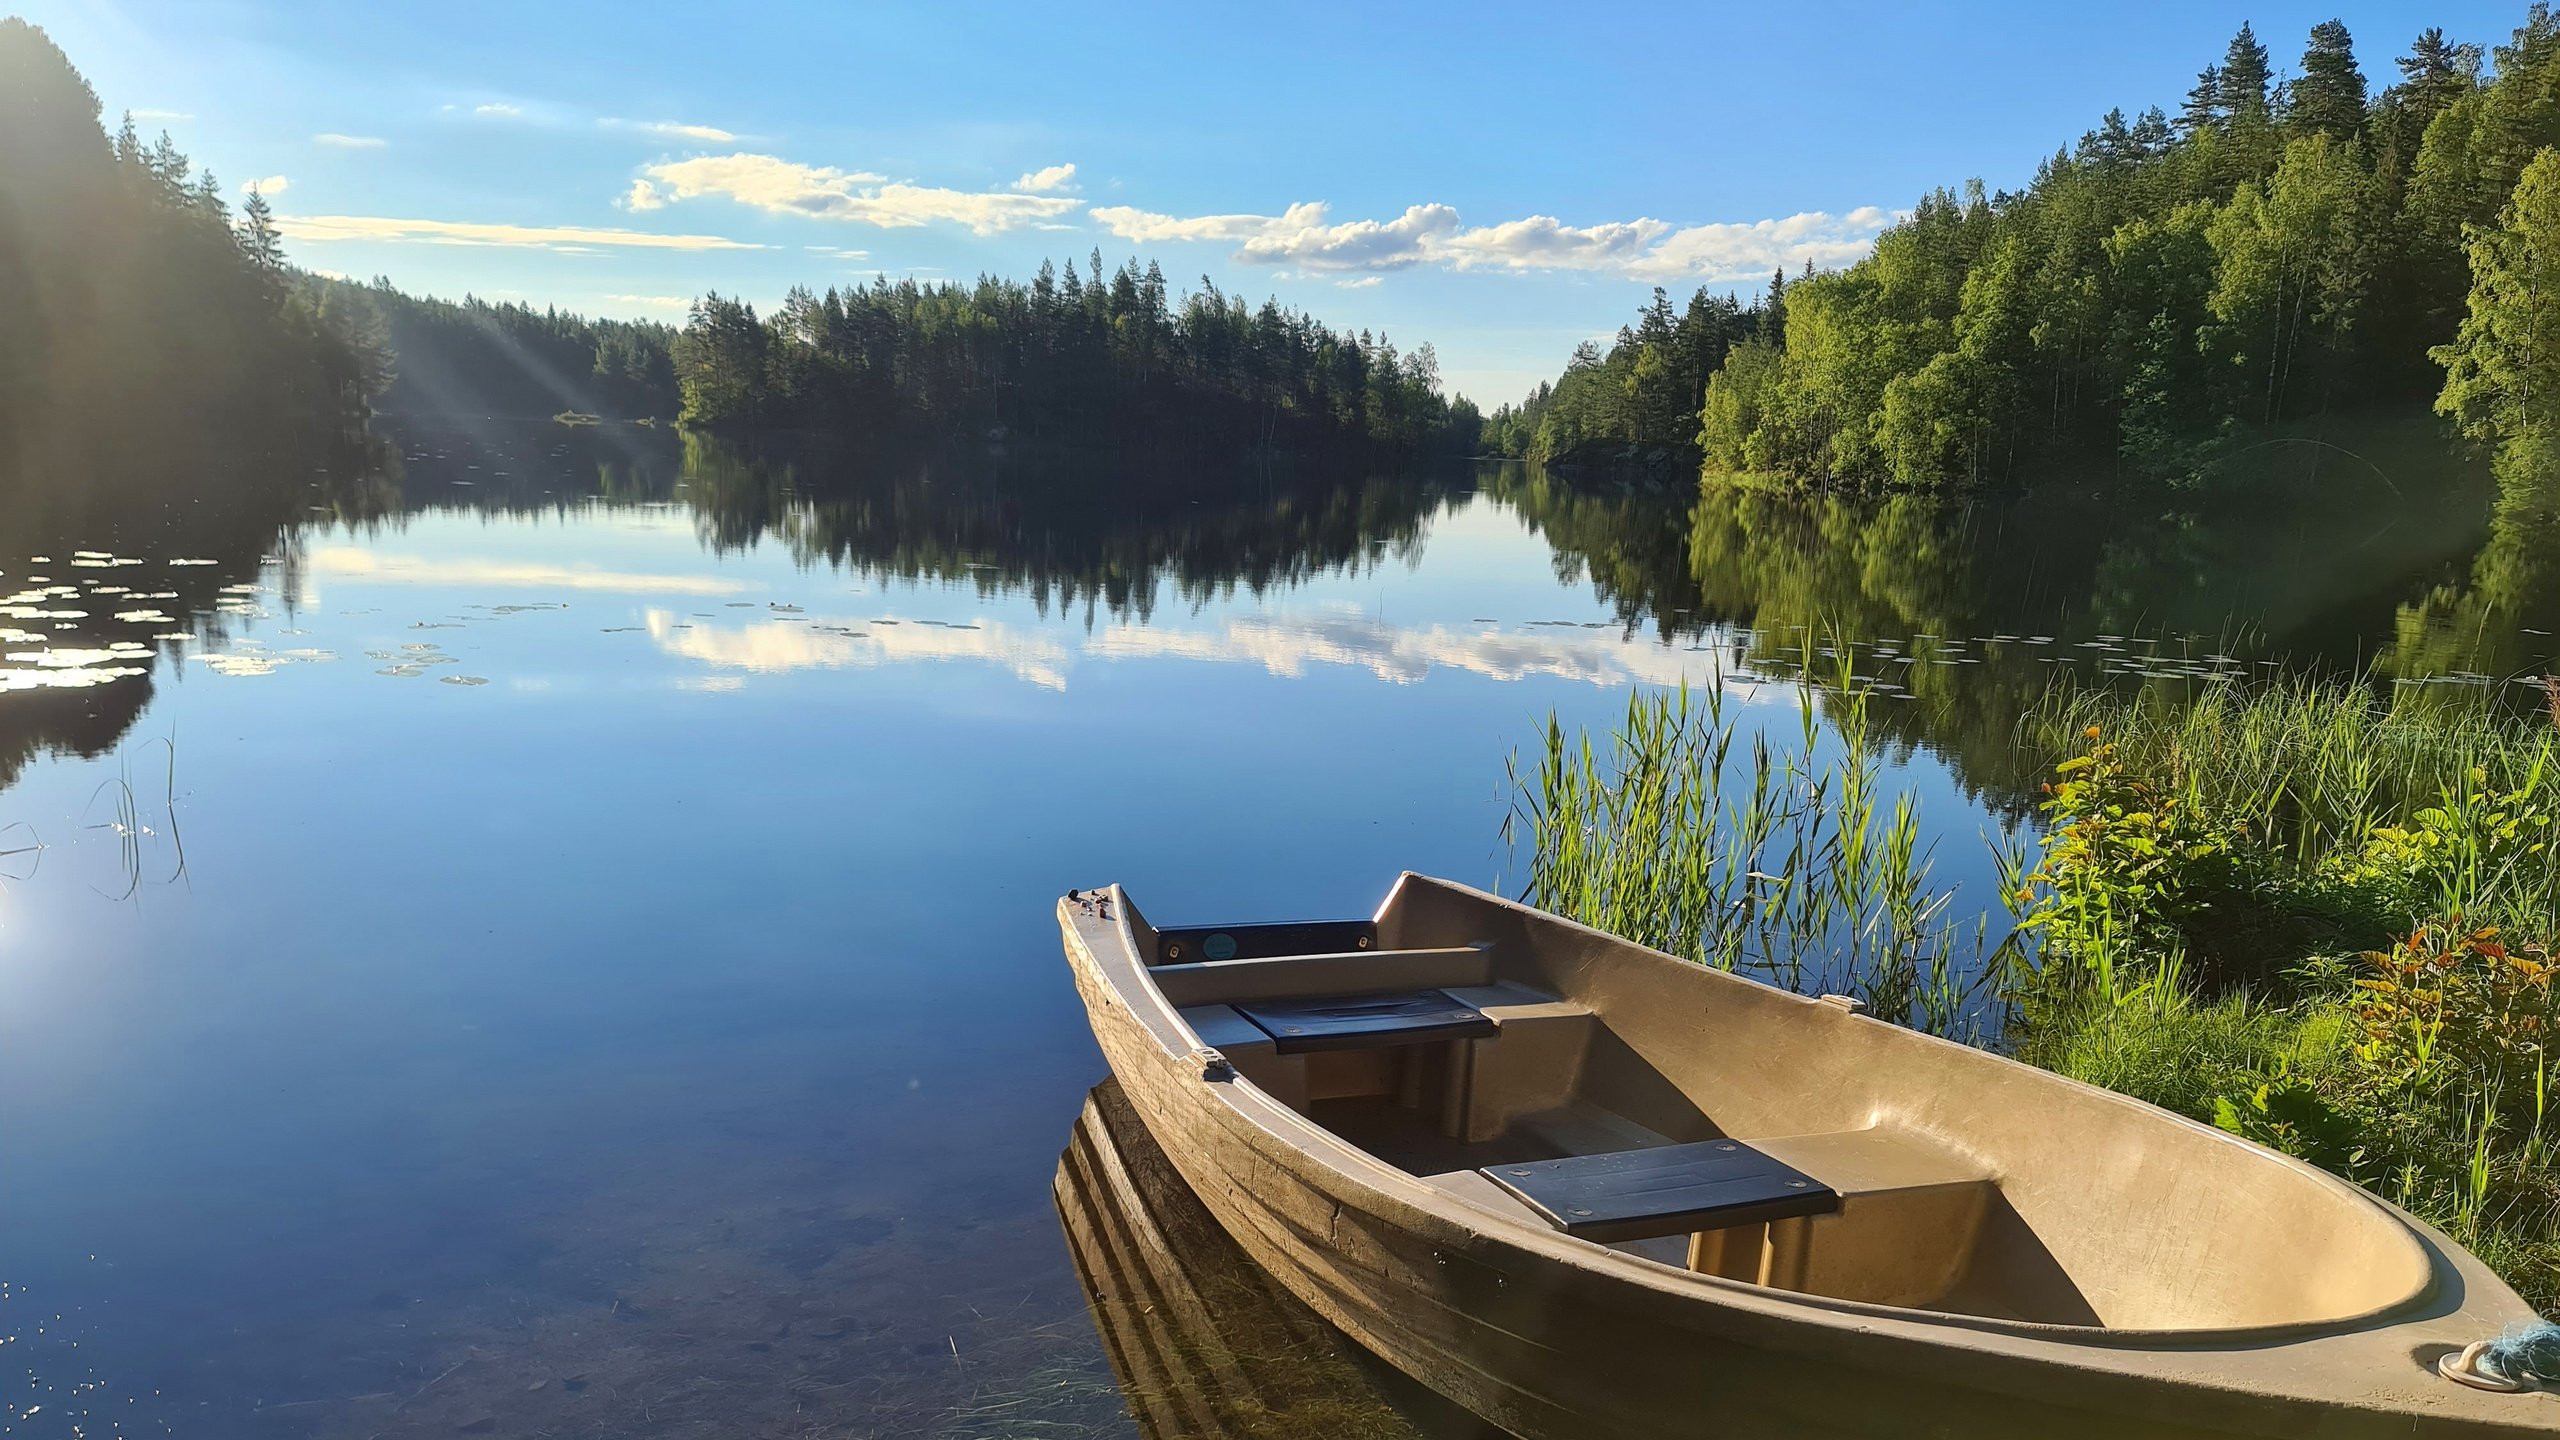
{"left": 272, "top": 213, "right": 763, "bottom": 253}
{"left": 805, "top": 244, "right": 871, "bottom": 260}
{"left": 312, "top": 133, "right": 387, "bottom": 149}
{"left": 604, "top": 293, "right": 694, "bottom": 310}
{"left": 1093, "top": 200, "right": 1463, "bottom": 270}
{"left": 1436, "top": 215, "right": 1671, "bottom": 272}
{"left": 239, "top": 175, "right": 289, "bottom": 197}
{"left": 1236, "top": 203, "right": 1460, "bottom": 271}
{"left": 129, "top": 108, "right": 191, "bottom": 122}
{"left": 1012, "top": 163, "right": 1077, "bottom": 193}
{"left": 473, "top": 102, "right": 523, "bottom": 118}
{"left": 606, "top": 118, "right": 739, "bottom": 143}
{"left": 628, "top": 153, "right": 1080, "bottom": 234}
{"left": 1092, "top": 198, "right": 1891, "bottom": 282}
{"left": 1337, "top": 276, "right": 1382, "bottom": 289}
{"left": 1091, "top": 200, "right": 1329, "bottom": 245}
{"left": 1621, "top": 206, "right": 1896, "bottom": 282}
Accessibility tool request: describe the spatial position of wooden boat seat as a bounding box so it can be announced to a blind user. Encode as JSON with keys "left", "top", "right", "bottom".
{"left": 1177, "top": 983, "right": 1589, "bottom": 1120}
{"left": 1151, "top": 944, "right": 1495, "bottom": 1007}
{"left": 1480, "top": 1140, "right": 1841, "bottom": 1244}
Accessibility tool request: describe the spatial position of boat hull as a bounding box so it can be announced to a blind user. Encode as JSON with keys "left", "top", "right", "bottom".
{"left": 1062, "top": 881, "right": 2559, "bottom": 1439}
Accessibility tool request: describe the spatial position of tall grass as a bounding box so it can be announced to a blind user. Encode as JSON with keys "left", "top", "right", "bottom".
{"left": 2026, "top": 677, "right": 2560, "bottom": 923}
{"left": 1504, "top": 666, "right": 2009, "bottom": 1039}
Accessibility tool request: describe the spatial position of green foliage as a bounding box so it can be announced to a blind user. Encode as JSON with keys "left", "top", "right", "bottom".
{"left": 1489, "top": 9, "right": 2560, "bottom": 491}
{"left": 2436, "top": 146, "right": 2560, "bottom": 440}
{"left": 1483, "top": 287, "right": 1760, "bottom": 462}
{"left": 2007, "top": 682, "right": 2560, "bottom": 1307}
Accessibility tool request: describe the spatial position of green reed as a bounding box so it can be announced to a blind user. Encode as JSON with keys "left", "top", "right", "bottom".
{"left": 1503, "top": 652, "right": 2009, "bottom": 1039}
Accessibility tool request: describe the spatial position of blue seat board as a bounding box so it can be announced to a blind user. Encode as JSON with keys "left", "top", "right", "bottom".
{"left": 1232, "top": 989, "right": 1496, "bottom": 1055}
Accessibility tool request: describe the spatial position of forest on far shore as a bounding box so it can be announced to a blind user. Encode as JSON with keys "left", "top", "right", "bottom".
{"left": 1487, "top": 7, "right": 2560, "bottom": 491}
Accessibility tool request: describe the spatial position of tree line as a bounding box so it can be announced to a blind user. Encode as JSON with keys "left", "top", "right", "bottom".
{"left": 307, "top": 281, "right": 681, "bottom": 421}
{"left": 670, "top": 262, "right": 1482, "bottom": 455}
{"left": 1494, "top": 9, "right": 2560, "bottom": 489}
{"left": 1482, "top": 284, "right": 1773, "bottom": 466}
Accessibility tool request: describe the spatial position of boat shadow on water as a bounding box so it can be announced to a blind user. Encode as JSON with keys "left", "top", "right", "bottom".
{"left": 1058, "top": 1078, "right": 1506, "bottom": 1439}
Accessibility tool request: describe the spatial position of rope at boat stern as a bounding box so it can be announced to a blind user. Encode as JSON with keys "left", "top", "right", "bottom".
{"left": 2440, "top": 1321, "right": 2560, "bottom": 1393}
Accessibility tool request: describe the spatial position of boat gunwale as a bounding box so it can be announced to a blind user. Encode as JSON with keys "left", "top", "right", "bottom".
{"left": 1066, "top": 876, "right": 2466, "bottom": 1351}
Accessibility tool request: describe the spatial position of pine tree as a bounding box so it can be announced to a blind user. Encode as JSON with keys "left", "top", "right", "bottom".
{"left": 2290, "top": 20, "right": 2369, "bottom": 141}
{"left": 2220, "top": 23, "right": 2273, "bottom": 122}
{"left": 2398, "top": 25, "right": 2481, "bottom": 117}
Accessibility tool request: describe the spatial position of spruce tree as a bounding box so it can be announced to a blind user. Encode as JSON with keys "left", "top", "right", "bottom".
{"left": 2180, "top": 65, "right": 2224, "bottom": 134}
{"left": 2219, "top": 23, "right": 2273, "bottom": 121}
{"left": 237, "top": 185, "right": 285, "bottom": 276}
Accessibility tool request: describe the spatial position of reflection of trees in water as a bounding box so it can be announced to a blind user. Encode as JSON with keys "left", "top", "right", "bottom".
{"left": 346, "top": 423, "right": 1462, "bottom": 630}
{"left": 0, "top": 422, "right": 391, "bottom": 793}
{"left": 2383, "top": 433, "right": 2560, "bottom": 699}
{"left": 674, "top": 432, "right": 1461, "bottom": 627}
{"left": 1486, "top": 430, "right": 2510, "bottom": 806}
{"left": 1476, "top": 465, "right": 1704, "bottom": 640}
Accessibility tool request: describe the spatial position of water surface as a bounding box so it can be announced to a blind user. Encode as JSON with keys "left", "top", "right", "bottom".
{"left": 0, "top": 419, "right": 2537, "bottom": 1438}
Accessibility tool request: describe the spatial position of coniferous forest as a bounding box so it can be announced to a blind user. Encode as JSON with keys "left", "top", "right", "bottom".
{"left": 0, "top": 15, "right": 1477, "bottom": 474}
{"left": 0, "top": 18, "right": 384, "bottom": 482}
{"left": 1491, "top": 8, "right": 2560, "bottom": 490}
{"left": 314, "top": 270, "right": 1481, "bottom": 457}
{"left": 666, "top": 270, "right": 1480, "bottom": 454}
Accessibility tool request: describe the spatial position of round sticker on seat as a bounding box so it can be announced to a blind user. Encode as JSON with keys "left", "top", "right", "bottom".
{"left": 1203, "top": 933, "right": 1238, "bottom": 961}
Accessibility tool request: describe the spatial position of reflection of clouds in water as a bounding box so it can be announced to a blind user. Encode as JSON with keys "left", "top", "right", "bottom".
{"left": 1089, "top": 609, "right": 1738, "bottom": 689}
{"left": 647, "top": 610, "right": 1071, "bottom": 690}
{"left": 649, "top": 604, "right": 1740, "bottom": 695}
{"left": 309, "top": 547, "right": 752, "bottom": 597}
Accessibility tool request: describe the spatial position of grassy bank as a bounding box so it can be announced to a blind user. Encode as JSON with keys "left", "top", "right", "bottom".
{"left": 1513, "top": 671, "right": 2560, "bottom": 1309}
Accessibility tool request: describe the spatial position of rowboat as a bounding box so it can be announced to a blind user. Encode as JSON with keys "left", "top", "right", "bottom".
{"left": 1058, "top": 873, "right": 2560, "bottom": 1438}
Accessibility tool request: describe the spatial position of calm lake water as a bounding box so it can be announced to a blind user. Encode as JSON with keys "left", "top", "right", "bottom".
{"left": 0, "top": 418, "right": 2544, "bottom": 1438}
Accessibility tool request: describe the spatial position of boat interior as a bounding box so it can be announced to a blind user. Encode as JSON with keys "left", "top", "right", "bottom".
{"left": 1118, "top": 876, "right": 2441, "bottom": 1335}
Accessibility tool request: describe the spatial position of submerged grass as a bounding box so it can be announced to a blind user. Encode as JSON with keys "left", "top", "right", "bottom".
{"left": 1511, "top": 665, "right": 2560, "bottom": 1310}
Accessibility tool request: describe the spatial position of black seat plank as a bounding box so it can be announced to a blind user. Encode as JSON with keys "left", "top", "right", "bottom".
{"left": 1482, "top": 1140, "right": 1839, "bottom": 1243}
{"left": 1156, "top": 919, "right": 1377, "bottom": 965}
{"left": 1233, "top": 989, "right": 1494, "bottom": 1054}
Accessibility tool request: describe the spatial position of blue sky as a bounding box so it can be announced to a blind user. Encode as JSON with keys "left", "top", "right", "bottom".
{"left": 14, "top": 0, "right": 2533, "bottom": 403}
